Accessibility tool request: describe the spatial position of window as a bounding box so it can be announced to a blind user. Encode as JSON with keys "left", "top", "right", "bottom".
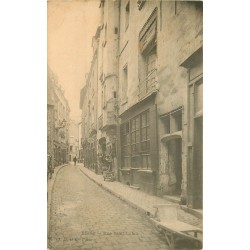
{"left": 195, "top": 81, "right": 203, "bottom": 116}
{"left": 140, "top": 111, "right": 150, "bottom": 169}
{"left": 146, "top": 48, "right": 157, "bottom": 90}
{"left": 172, "top": 109, "right": 182, "bottom": 132}
{"left": 131, "top": 116, "right": 140, "bottom": 156}
{"left": 138, "top": 9, "right": 157, "bottom": 99}
{"left": 103, "top": 24, "right": 107, "bottom": 47}
{"left": 121, "top": 122, "right": 130, "bottom": 169}
{"left": 121, "top": 110, "right": 151, "bottom": 169}
{"left": 125, "top": 1, "right": 130, "bottom": 30}
{"left": 139, "top": 47, "right": 157, "bottom": 99}
{"left": 137, "top": 0, "right": 146, "bottom": 10}
{"left": 161, "top": 107, "right": 183, "bottom": 134}
{"left": 140, "top": 111, "right": 150, "bottom": 152}
{"left": 122, "top": 64, "right": 128, "bottom": 103}
{"left": 131, "top": 115, "right": 140, "bottom": 169}
{"left": 162, "top": 114, "right": 170, "bottom": 134}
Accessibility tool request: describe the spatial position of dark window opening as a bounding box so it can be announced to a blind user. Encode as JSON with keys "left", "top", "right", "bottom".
{"left": 162, "top": 114, "right": 170, "bottom": 134}
{"left": 173, "top": 110, "right": 182, "bottom": 132}
{"left": 125, "top": 1, "right": 130, "bottom": 30}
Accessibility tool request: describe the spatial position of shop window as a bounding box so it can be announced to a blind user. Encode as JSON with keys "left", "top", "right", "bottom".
{"left": 121, "top": 110, "right": 151, "bottom": 169}
{"left": 140, "top": 111, "right": 150, "bottom": 169}
{"left": 121, "top": 122, "right": 130, "bottom": 169}
{"left": 131, "top": 116, "right": 140, "bottom": 156}
{"left": 140, "top": 111, "right": 150, "bottom": 152}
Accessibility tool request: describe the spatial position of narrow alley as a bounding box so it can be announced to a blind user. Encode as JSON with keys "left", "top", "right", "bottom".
{"left": 48, "top": 164, "right": 169, "bottom": 250}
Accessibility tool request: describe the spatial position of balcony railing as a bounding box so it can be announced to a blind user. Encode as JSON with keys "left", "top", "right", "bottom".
{"left": 138, "top": 69, "right": 158, "bottom": 100}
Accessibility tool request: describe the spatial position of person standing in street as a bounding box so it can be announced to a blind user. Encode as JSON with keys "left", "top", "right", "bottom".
{"left": 73, "top": 156, "right": 77, "bottom": 166}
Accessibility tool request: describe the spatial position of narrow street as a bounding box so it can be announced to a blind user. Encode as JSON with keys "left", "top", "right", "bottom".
{"left": 48, "top": 164, "right": 169, "bottom": 250}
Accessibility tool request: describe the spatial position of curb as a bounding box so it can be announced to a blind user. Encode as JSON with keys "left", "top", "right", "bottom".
{"left": 78, "top": 166, "right": 202, "bottom": 227}
{"left": 47, "top": 164, "right": 68, "bottom": 236}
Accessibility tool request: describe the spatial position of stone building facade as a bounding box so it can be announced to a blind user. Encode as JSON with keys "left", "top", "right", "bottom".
{"left": 68, "top": 119, "right": 79, "bottom": 162}
{"left": 47, "top": 66, "right": 70, "bottom": 167}
{"left": 80, "top": 30, "right": 99, "bottom": 172}
{"left": 80, "top": 0, "right": 203, "bottom": 209}
{"left": 80, "top": 0, "right": 120, "bottom": 176}
{"left": 47, "top": 67, "right": 55, "bottom": 168}
{"left": 78, "top": 121, "right": 83, "bottom": 163}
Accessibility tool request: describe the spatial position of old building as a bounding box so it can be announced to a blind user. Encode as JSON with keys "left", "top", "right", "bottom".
{"left": 80, "top": 0, "right": 203, "bottom": 209}
{"left": 53, "top": 83, "right": 70, "bottom": 166}
{"left": 47, "top": 66, "right": 55, "bottom": 168}
{"left": 80, "top": 0, "right": 120, "bottom": 176}
{"left": 78, "top": 121, "right": 83, "bottom": 163}
{"left": 115, "top": 0, "right": 203, "bottom": 209}
{"left": 68, "top": 119, "right": 79, "bottom": 162}
{"left": 80, "top": 30, "right": 99, "bottom": 172}
{"left": 96, "top": 0, "right": 120, "bottom": 177}
{"left": 48, "top": 66, "right": 70, "bottom": 167}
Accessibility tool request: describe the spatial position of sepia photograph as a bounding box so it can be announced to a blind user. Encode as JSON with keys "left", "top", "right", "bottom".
{"left": 47, "top": 0, "right": 203, "bottom": 249}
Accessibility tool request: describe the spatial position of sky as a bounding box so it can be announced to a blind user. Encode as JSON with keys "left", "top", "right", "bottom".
{"left": 48, "top": 0, "right": 101, "bottom": 122}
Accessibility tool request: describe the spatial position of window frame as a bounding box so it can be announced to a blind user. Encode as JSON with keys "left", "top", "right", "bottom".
{"left": 125, "top": 1, "right": 130, "bottom": 31}
{"left": 121, "top": 110, "right": 151, "bottom": 170}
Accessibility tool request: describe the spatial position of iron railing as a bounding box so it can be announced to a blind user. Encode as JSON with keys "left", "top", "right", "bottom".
{"left": 138, "top": 69, "right": 158, "bottom": 100}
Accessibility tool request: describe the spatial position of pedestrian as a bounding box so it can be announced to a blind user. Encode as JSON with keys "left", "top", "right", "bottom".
{"left": 73, "top": 156, "right": 77, "bottom": 166}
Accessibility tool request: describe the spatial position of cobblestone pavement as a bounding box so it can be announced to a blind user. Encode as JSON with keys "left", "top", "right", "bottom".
{"left": 48, "top": 165, "right": 169, "bottom": 250}
{"left": 78, "top": 165, "right": 202, "bottom": 229}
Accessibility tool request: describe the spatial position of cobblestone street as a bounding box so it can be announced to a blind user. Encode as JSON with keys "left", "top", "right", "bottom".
{"left": 48, "top": 165, "right": 169, "bottom": 250}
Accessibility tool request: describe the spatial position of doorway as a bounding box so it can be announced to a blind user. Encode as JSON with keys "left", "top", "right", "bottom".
{"left": 193, "top": 116, "right": 203, "bottom": 208}
{"left": 168, "top": 138, "right": 182, "bottom": 195}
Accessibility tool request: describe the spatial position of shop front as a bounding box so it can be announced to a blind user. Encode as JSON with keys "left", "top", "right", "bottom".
{"left": 181, "top": 47, "right": 203, "bottom": 209}
{"left": 119, "top": 93, "right": 158, "bottom": 195}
